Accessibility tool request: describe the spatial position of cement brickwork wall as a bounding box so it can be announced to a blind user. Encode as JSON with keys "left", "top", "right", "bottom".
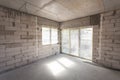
{"left": 0, "top": 6, "right": 60, "bottom": 73}
{"left": 94, "top": 9, "right": 120, "bottom": 70}
{"left": 61, "top": 9, "right": 120, "bottom": 70}
{"left": 92, "top": 25, "right": 100, "bottom": 63}
{"left": 60, "top": 17, "right": 90, "bottom": 29}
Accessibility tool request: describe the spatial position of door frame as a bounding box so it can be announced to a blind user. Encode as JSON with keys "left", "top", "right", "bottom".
{"left": 61, "top": 26, "right": 93, "bottom": 61}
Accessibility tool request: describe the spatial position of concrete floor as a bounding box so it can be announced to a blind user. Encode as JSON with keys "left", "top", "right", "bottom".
{"left": 0, "top": 54, "right": 120, "bottom": 80}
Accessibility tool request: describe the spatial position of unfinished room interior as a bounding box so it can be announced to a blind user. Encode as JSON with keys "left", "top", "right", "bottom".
{"left": 0, "top": 0, "right": 120, "bottom": 80}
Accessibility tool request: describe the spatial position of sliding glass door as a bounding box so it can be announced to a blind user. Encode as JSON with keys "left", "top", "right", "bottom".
{"left": 70, "top": 29, "right": 79, "bottom": 56}
{"left": 61, "top": 27, "right": 93, "bottom": 60}
{"left": 61, "top": 29, "right": 70, "bottom": 54}
{"left": 79, "top": 28, "right": 93, "bottom": 60}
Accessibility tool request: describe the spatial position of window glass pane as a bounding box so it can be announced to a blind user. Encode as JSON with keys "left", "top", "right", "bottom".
{"left": 51, "top": 28, "right": 58, "bottom": 44}
{"left": 79, "top": 28, "right": 93, "bottom": 60}
{"left": 61, "top": 29, "right": 70, "bottom": 54}
{"left": 70, "top": 29, "right": 79, "bottom": 56}
{"left": 42, "top": 27, "right": 50, "bottom": 45}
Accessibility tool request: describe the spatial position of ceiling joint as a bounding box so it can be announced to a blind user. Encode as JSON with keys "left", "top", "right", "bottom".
{"left": 18, "top": 2, "right": 27, "bottom": 11}
{"left": 40, "top": 0, "right": 55, "bottom": 9}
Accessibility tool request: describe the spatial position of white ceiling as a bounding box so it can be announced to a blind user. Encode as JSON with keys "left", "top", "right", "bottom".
{"left": 0, "top": 0, "right": 120, "bottom": 22}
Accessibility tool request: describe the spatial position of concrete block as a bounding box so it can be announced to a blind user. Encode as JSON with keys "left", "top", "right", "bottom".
{"left": 103, "top": 11, "right": 114, "bottom": 17}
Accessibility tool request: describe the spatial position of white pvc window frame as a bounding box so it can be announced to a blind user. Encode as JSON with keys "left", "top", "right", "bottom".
{"left": 42, "top": 26, "right": 58, "bottom": 45}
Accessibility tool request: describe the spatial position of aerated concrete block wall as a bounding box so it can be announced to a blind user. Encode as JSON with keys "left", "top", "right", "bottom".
{"left": 0, "top": 6, "right": 60, "bottom": 73}
{"left": 94, "top": 9, "right": 120, "bottom": 70}
{"left": 60, "top": 17, "right": 90, "bottom": 29}
{"left": 61, "top": 9, "right": 120, "bottom": 70}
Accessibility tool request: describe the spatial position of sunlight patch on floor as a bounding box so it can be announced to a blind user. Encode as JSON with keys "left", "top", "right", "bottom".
{"left": 57, "top": 57, "right": 75, "bottom": 68}
{"left": 47, "top": 61, "right": 65, "bottom": 76}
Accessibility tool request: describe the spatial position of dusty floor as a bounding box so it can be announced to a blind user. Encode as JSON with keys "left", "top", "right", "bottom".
{"left": 0, "top": 54, "right": 120, "bottom": 80}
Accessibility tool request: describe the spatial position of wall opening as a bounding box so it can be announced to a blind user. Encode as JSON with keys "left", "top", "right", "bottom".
{"left": 61, "top": 29, "right": 70, "bottom": 54}
{"left": 42, "top": 26, "right": 58, "bottom": 45}
{"left": 79, "top": 27, "right": 93, "bottom": 60}
{"left": 61, "top": 26, "right": 93, "bottom": 60}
